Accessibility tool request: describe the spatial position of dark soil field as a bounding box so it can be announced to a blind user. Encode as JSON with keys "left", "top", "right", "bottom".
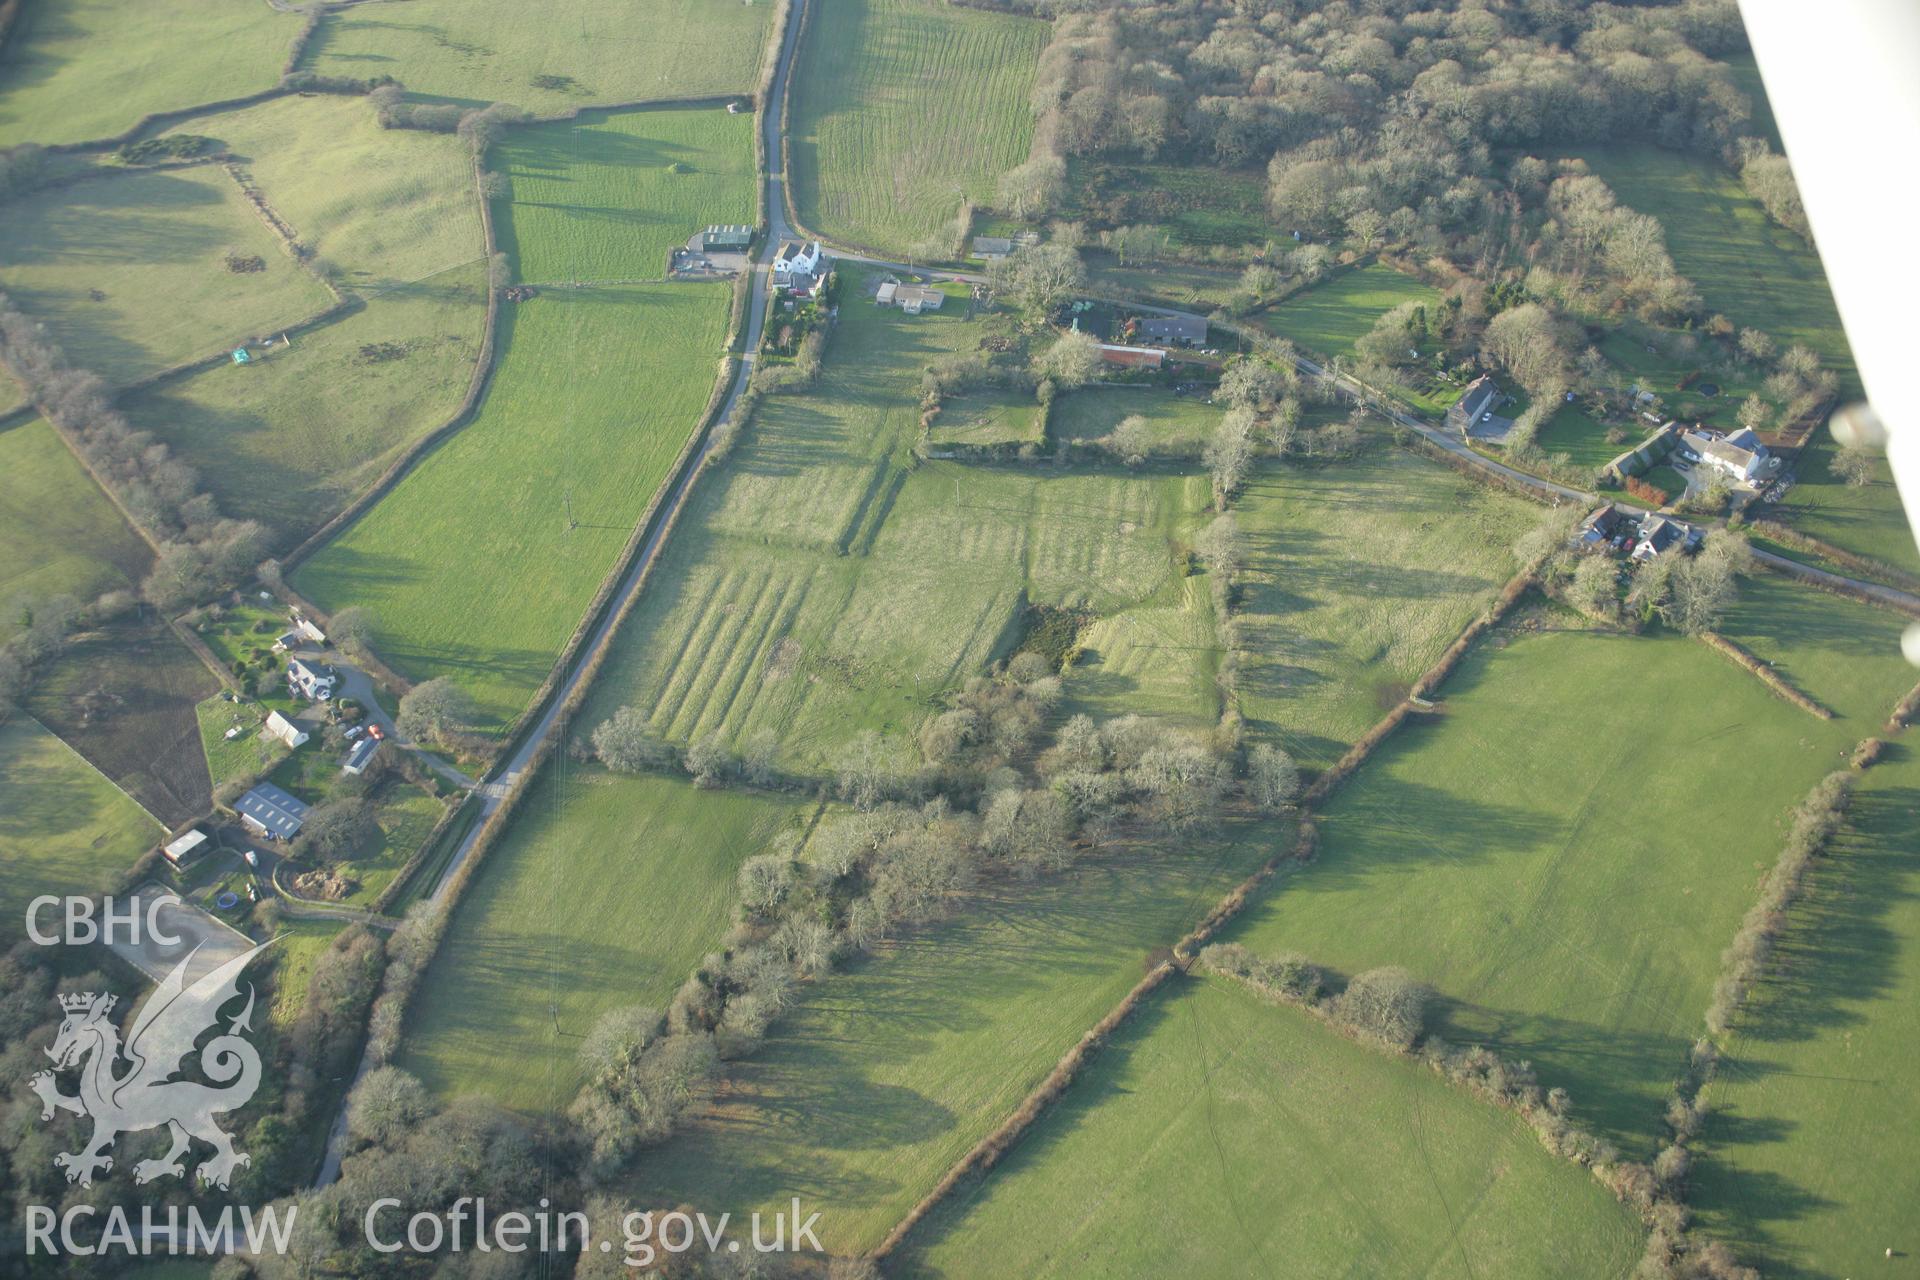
{"left": 27, "top": 616, "right": 218, "bottom": 827}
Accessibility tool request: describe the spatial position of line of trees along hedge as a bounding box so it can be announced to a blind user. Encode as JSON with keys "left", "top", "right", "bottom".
{"left": 0, "top": 293, "right": 271, "bottom": 609}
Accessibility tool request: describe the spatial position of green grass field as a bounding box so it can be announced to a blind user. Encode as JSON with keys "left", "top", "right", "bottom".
{"left": 400, "top": 768, "right": 803, "bottom": 1110}
{"left": 0, "top": 0, "right": 294, "bottom": 147}
{"left": 166, "top": 93, "right": 484, "bottom": 289}
{"left": 618, "top": 814, "right": 1287, "bottom": 1253}
{"left": 1232, "top": 450, "right": 1538, "bottom": 770}
{"left": 1583, "top": 147, "right": 1853, "bottom": 390}
{"left": 1223, "top": 619, "right": 1904, "bottom": 1157}
{"left": 1771, "top": 439, "right": 1920, "bottom": 578}
{"left": 1260, "top": 263, "right": 1442, "bottom": 362}
{"left": 580, "top": 276, "right": 1213, "bottom": 768}
{"left": 268, "top": 918, "right": 352, "bottom": 1028}
{"left": 496, "top": 105, "right": 755, "bottom": 284}
{"left": 1715, "top": 572, "right": 1918, "bottom": 726}
{"left": 0, "top": 417, "right": 150, "bottom": 639}
{"left": 0, "top": 165, "right": 335, "bottom": 384}
{"left": 1049, "top": 387, "right": 1221, "bottom": 456}
{"left": 1690, "top": 740, "right": 1920, "bottom": 1279}
{"left": 122, "top": 264, "right": 488, "bottom": 547}
{"left": 901, "top": 976, "right": 1646, "bottom": 1278}
{"left": 26, "top": 618, "right": 218, "bottom": 827}
{"left": 1536, "top": 404, "right": 1634, "bottom": 475}
{"left": 299, "top": 0, "right": 771, "bottom": 114}
{"left": 0, "top": 716, "right": 161, "bottom": 933}
{"left": 293, "top": 283, "right": 729, "bottom": 728}
{"left": 787, "top": 0, "right": 1045, "bottom": 255}
{"left": 336, "top": 783, "right": 448, "bottom": 908}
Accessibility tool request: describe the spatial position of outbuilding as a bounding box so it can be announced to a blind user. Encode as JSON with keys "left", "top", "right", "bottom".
{"left": 235, "top": 783, "right": 311, "bottom": 842}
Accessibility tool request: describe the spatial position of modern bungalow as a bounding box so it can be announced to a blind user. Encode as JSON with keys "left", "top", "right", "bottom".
{"left": 341, "top": 736, "right": 380, "bottom": 777}
{"left": 879, "top": 282, "right": 944, "bottom": 315}
{"left": 235, "top": 782, "right": 311, "bottom": 842}
{"left": 971, "top": 236, "right": 1014, "bottom": 260}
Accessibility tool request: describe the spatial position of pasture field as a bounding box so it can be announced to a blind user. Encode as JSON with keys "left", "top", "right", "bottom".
{"left": 619, "top": 814, "right": 1288, "bottom": 1253}
{"left": 0, "top": 0, "right": 292, "bottom": 147}
{"left": 787, "top": 0, "right": 1046, "bottom": 255}
{"left": 1231, "top": 449, "right": 1537, "bottom": 770}
{"left": 122, "top": 265, "right": 488, "bottom": 546}
{"left": 1260, "top": 262, "right": 1442, "bottom": 362}
{"left": 927, "top": 388, "right": 1042, "bottom": 447}
{"left": 0, "top": 165, "right": 335, "bottom": 384}
{"left": 1065, "top": 559, "right": 1221, "bottom": 730}
{"left": 25, "top": 618, "right": 218, "bottom": 827}
{"left": 497, "top": 106, "right": 756, "bottom": 284}
{"left": 194, "top": 694, "right": 287, "bottom": 790}
{"left": 1690, "top": 740, "right": 1920, "bottom": 1279}
{"left": 400, "top": 768, "right": 804, "bottom": 1110}
{"left": 579, "top": 279, "right": 1214, "bottom": 768}
{"left": 1222, "top": 622, "right": 1898, "bottom": 1156}
{"left": 0, "top": 417, "right": 151, "bottom": 639}
{"left": 298, "top": 0, "right": 771, "bottom": 114}
{"left": 901, "top": 977, "right": 1646, "bottom": 1279}
{"left": 165, "top": 93, "right": 483, "bottom": 288}
{"left": 1582, "top": 147, "right": 1853, "bottom": 390}
{"left": 293, "top": 284, "right": 730, "bottom": 728}
{"left": 1048, "top": 387, "right": 1220, "bottom": 456}
{"left": 1715, "top": 572, "right": 1919, "bottom": 725}
{"left": 1085, "top": 257, "right": 1245, "bottom": 314}
{"left": 1769, "top": 438, "right": 1920, "bottom": 578}
{"left": 0, "top": 716, "right": 161, "bottom": 934}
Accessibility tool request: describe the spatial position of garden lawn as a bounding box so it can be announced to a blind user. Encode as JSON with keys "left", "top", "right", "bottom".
{"left": 1260, "top": 262, "right": 1441, "bottom": 362}
{"left": 1582, "top": 147, "right": 1853, "bottom": 390}
{"left": 788, "top": 0, "right": 1045, "bottom": 256}
{"left": 1690, "top": 740, "right": 1920, "bottom": 1280}
{"left": 1049, "top": 387, "right": 1220, "bottom": 457}
{"left": 121, "top": 264, "right": 488, "bottom": 547}
{"left": 579, "top": 278, "right": 1212, "bottom": 770}
{"left": 617, "top": 813, "right": 1288, "bottom": 1254}
{"left": 292, "top": 283, "right": 730, "bottom": 729}
{"left": 400, "top": 769, "right": 804, "bottom": 1111}
{"left": 0, "top": 716, "right": 161, "bottom": 934}
{"left": 268, "top": 919, "right": 351, "bottom": 1028}
{"left": 165, "top": 93, "right": 483, "bottom": 288}
{"left": 1222, "top": 626, "right": 1878, "bottom": 1156}
{"left": 298, "top": 0, "right": 771, "bottom": 113}
{"left": 0, "top": 166, "right": 334, "bottom": 384}
{"left": 1537, "top": 404, "right": 1634, "bottom": 476}
{"left": 195, "top": 694, "right": 288, "bottom": 790}
{"left": 0, "top": 0, "right": 293, "bottom": 147}
{"left": 1231, "top": 449, "right": 1537, "bottom": 771}
{"left": 0, "top": 417, "right": 150, "bottom": 640}
{"left": 336, "top": 783, "right": 449, "bottom": 908}
{"left": 900, "top": 976, "right": 1646, "bottom": 1279}
{"left": 497, "top": 106, "right": 757, "bottom": 284}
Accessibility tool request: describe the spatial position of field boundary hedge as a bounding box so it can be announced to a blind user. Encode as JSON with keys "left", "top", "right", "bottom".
{"left": 1750, "top": 516, "right": 1920, "bottom": 594}
{"left": 874, "top": 566, "right": 1535, "bottom": 1261}
{"left": 279, "top": 155, "right": 503, "bottom": 576}
{"left": 1696, "top": 631, "right": 1832, "bottom": 720}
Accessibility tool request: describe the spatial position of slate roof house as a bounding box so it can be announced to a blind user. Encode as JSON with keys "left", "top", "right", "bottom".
{"left": 1139, "top": 312, "right": 1207, "bottom": 347}
{"left": 971, "top": 236, "right": 1013, "bottom": 260}
{"left": 235, "top": 782, "right": 311, "bottom": 841}
{"left": 287, "top": 657, "right": 336, "bottom": 701}
{"left": 1681, "top": 426, "right": 1771, "bottom": 484}
{"left": 772, "top": 240, "right": 823, "bottom": 285}
{"left": 1631, "top": 515, "right": 1701, "bottom": 562}
{"left": 1447, "top": 374, "right": 1503, "bottom": 433}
